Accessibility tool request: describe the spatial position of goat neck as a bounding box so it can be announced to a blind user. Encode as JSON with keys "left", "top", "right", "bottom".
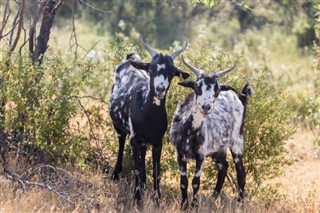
{"left": 190, "top": 97, "right": 207, "bottom": 130}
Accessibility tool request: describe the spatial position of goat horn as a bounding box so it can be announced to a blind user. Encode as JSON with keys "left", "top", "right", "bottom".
{"left": 181, "top": 55, "right": 203, "bottom": 78}
{"left": 140, "top": 35, "right": 158, "bottom": 58}
{"left": 168, "top": 42, "right": 188, "bottom": 60}
{"left": 214, "top": 60, "right": 237, "bottom": 79}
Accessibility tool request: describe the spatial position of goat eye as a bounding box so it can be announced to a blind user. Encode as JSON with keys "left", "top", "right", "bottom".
{"left": 194, "top": 86, "right": 201, "bottom": 95}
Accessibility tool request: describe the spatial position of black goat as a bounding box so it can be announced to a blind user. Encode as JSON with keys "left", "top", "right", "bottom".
{"left": 170, "top": 56, "right": 254, "bottom": 209}
{"left": 109, "top": 37, "right": 189, "bottom": 204}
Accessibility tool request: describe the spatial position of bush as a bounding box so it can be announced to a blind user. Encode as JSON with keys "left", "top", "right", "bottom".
{"left": 0, "top": 52, "right": 109, "bottom": 166}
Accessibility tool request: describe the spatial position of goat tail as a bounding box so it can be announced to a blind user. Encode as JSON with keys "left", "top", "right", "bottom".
{"left": 239, "top": 83, "right": 254, "bottom": 109}
{"left": 239, "top": 83, "right": 254, "bottom": 135}
{"left": 242, "top": 83, "right": 254, "bottom": 97}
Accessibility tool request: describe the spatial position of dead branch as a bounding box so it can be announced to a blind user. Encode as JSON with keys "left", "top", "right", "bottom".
{"left": 226, "top": 172, "right": 239, "bottom": 192}
{"left": 81, "top": 40, "right": 101, "bottom": 60}
{"left": 0, "top": 0, "right": 11, "bottom": 40}
{"left": 69, "top": 0, "right": 79, "bottom": 58}
{"left": 70, "top": 0, "right": 108, "bottom": 60}
{"left": 69, "top": 0, "right": 88, "bottom": 60}
{"left": 3, "top": 166, "right": 75, "bottom": 205}
{"left": 69, "top": 95, "right": 108, "bottom": 105}
{"left": 77, "top": 100, "right": 99, "bottom": 142}
{"left": 9, "top": 0, "right": 25, "bottom": 53}
{"left": 78, "top": 0, "right": 111, "bottom": 13}
{"left": 24, "top": 164, "right": 72, "bottom": 184}
{"left": 8, "top": 4, "right": 21, "bottom": 47}
{"left": 18, "top": 23, "right": 29, "bottom": 55}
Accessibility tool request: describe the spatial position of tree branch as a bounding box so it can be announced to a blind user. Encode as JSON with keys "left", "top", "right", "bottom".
{"left": 0, "top": 0, "right": 11, "bottom": 40}
{"left": 3, "top": 166, "right": 75, "bottom": 205}
{"left": 9, "top": 0, "right": 25, "bottom": 53}
{"left": 226, "top": 172, "right": 239, "bottom": 192}
{"left": 29, "top": 0, "right": 50, "bottom": 55}
{"left": 78, "top": 0, "right": 111, "bottom": 13}
{"left": 69, "top": 95, "right": 108, "bottom": 105}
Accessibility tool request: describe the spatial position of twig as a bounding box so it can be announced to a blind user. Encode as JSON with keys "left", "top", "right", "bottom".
{"left": 69, "top": 0, "right": 83, "bottom": 59}
{"left": 77, "top": 100, "right": 99, "bottom": 143}
{"left": 9, "top": 0, "right": 25, "bottom": 53}
{"left": 78, "top": 0, "right": 110, "bottom": 13}
{"left": 226, "top": 172, "right": 239, "bottom": 192}
{"left": 52, "top": 0, "right": 64, "bottom": 13}
{"left": 0, "top": 0, "right": 11, "bottom": 40}
{"left": 69, "top": 95, "right": 108, "bottom": 105}
{"left": 19, "top": 38, "right": 29, "bottom": 55}
{"left": 24, "top": 165, "right": 70, "bottom": 184}
{"left": 81, "top": 40, "right": 101, "bottom": 60}
{"left": 3, "top": 166, "right": 75, "bottom": 205}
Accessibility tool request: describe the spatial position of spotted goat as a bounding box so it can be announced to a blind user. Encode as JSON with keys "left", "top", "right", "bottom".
{"left": 170, "top": 56, "right": 254, "bottom": 209}
{"left": 109, "top": 37, "right": 189, "bottom": 204}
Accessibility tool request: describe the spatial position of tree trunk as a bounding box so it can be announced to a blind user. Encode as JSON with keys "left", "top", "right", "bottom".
{"left": 33, "top": 0, "right": 63, "bottom": 64}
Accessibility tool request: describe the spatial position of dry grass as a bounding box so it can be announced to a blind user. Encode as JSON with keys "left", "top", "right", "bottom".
{"left": 268, "top": 129, "right": 320, "bottom": 213}
{"left": 1, "top": 129, "right": 319, "bottom": 213}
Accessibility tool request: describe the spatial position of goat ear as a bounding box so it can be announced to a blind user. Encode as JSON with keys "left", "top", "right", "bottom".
{"left": 130, "top": 61, "right": 150, "bottom": 71}
{"left": 178, "top": 80, "right": 195, "bottom": 89}
{"left": 175, "top": 69, "right": 190, "bottom": 82}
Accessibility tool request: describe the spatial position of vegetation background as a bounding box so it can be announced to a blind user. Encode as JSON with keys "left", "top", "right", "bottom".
{"left": 0, "top": 0, "right": 319, "bottom": 212}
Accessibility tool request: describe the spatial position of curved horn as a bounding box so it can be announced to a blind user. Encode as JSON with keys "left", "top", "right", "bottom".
{"left": 140, "top": 35, "right": 158, "bottom": 58}
{"left": 168, "top": 42, "right": 188, "bottom": 60}
{"left": 214, "top": 60, "right": 237, "bottom": 79}
{"left": 181, "top": 55, "right": 203, "bottom": 78}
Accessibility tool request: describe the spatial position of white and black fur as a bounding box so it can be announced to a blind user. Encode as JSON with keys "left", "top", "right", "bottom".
{"left": 170, "top": 56, "right": 254, "bottom": 209}
{"left": 109, "top": 37, "right": 189, "bottom": 204}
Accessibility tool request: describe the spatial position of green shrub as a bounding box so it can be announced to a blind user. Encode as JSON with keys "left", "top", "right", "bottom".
{"left": 0, "top": 52, "right": 108, "bottom": 165}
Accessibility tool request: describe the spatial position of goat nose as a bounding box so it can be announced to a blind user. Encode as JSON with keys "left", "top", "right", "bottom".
{"left": 202, "top": 104, "right": 211, "bottom": 112}
{"left": 156, "top": 86, "right": 165, "bottom": 93}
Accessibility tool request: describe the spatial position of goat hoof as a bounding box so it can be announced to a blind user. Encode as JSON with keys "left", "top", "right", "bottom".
{"left": 135, "top": 188, "right": 143, "bottom": 203}
{"left": 135, "top": 198, "right": 143, "bottom": 210}
{"left": 191, "top": 198, "right": 199, "bottom": 208}
{"left": 111, "top": 167, "right": 122, "bottom": 181}
{"left": 153, "top": 192, "right": 161, "bottom": 206}
{"left": 181, "top": 200, "right": 189, "bottom": 211}
{"left": 237, "top": 196, "right": 244, "bottom": 203}
{"left": 111, "top": 172, "right": 120, "bottom": 181}
{"left": 212, "top": 191, "right": 219, "bottom": 199}
{"left": 154, "top": 197, "right": 160, "bottom": 207}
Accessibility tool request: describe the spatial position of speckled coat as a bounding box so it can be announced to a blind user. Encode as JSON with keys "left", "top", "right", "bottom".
{"left": 108, "top": 39, "right": 189, "bottom": 204}
{"left": 170, "top": 90, "right": 245, "bottom": 160}
{"left": 170, "top": 80, "right": 253, "bottom": 209}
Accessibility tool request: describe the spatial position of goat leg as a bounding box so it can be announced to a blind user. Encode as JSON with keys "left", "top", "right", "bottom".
{"left": 152, "top": 143, "right": 162, "bottom": 205}
{"left": 231, "top": 152, "right": 246, "bottom": 202}
{"left": 140, "top": 145, "right": 147, "bottom": 188}
{"left": 212, "top": 153, "right": 229, "bottom": 197}
{"left": 191, "top": 154, "right": 204, "bottom": 208}
{"left": 131, "top": 138, "right": 143, "bottom": 204}
{"left": 178, "top": 153, "right": 188, "bottom": 210}
{"left": 111, "top": 125, "right": 126, "bottom": 181}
